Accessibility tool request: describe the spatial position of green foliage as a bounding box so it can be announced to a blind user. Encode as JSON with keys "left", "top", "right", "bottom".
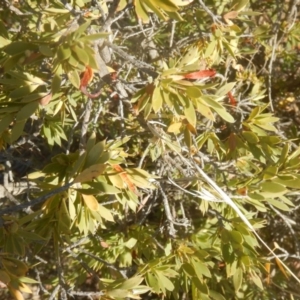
{"left": 0, "top": 0, "right": 300, "bottom": 299}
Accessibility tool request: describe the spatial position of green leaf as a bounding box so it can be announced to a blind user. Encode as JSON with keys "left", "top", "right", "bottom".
{"left": 74, "top": 20, "right": 91, "bottom": 36}
{"left": 229, "top": 230, "right": 243, "bottom": 244}
{"left": 182, "top": 263, "right": 195, "bottom": 277}
{"left": 200, "top": 95, "right": 223, "bottom": 109}
{"left": 191, "top": 259, "right": 211, "bottom": 278}
{"left": 84, "top": 45, "right": 100, "bottom": 70}
{"left": 124, "top": 238, "right": 137, "bottom": 249}
{"left": 233, "top": 267, "right": 243, "bottom": 291}
{"left": 98, "top": 204, "right": 114, "bottom": 222}
{"left": 74, "top": 164, "right": 107, "bottom": 183}
{"left": 155, "top": 271, "right": 174, "bottom": 292}
{"left": 3, "top": 53, "right": 24, "bottom": 72}
{"left": 273, "top": 176, "right": 300, "bottom": 189}
{"left": 82, "top": 194, "right": 99, "bottom": 211}
{"left": 255, "top": 122, "right": 277, "bottom": 132}
{"left": 184, "top": 100, "right": 196, "bottom": 127}
{"left": 213, "top": 106, "right": 235, "bottom": 123}
{"left": 276, "top": 143, "right": 289, "bottom": 166}
{"left": 146, "top": 273, "right": 159, "bottom": 293}
{"left": 263, "top": 165, "right": 278, "bottom": 180}
{"left": 135, "top": 0, "right": 150, "bottom": 23}
{"left": 226, "top": 260, "right": 238, "bottom": 278}
{"left": 209, "top": 290, "right": 226, "bottom": 300}
{"left": 242, "top": 131, "right": 259, "bottom": 144}
{"left": 196, "top": 100, "right": 215, "bottom": 121}
{"left": 88, "top": 181, "right": 120, "bottom": 194}
{"left": 68, "top": 53, "right": 80, "bottom": 68}
{"left": 57, "top": 45, "right": 71, "bottom": 61}
{"left": 250, "top": 271, "right": 263, "bottom": 290}
{"left": 143, "top": 0, "right": 167, "bottom": 21}
{"left": 0, "top": 36, "right": 10, "bottom": 48}
{"left": 0, "top": 114, "right": 13, "bottom": 135}
{"left": 278, "top": 195, "right": 295, "bottom": 206}
{"left": 119, "top": 276, "right": 143, "bottom": 290}
{"left": 79, "top": 32, "right": 111, "bottom": 42}
{"left": 221, "top": 244, "right": 235, "bottom": 264}
{"left": 85, "top": 141, "right": 105, "bottom": 167}
{"left": 39, "top": 45, "right": 53, "bottom": 56}
{"left": 155, "top": 0, "right": 179, "bottom": 12}
{"left": 216, "top": 82, "right": 236, "bottom": 96}
{"left": 73, "top": 45, "right": 90, "bottom": 66}
{"left": 267, "top": 198, "right": 290, "bottom": 211}
{"left": 52, "top": 71, "right": 62, "bottom": 94}
{"left": 4, "top": 42, "right": 36, "bottom": 55}
{"left": 10, "top": 120, "right": 26, "bottom": 143}
{"left": 204, "top": 40, "right": 217, "bottom": 58}
{"left": 58, "top": 199, "right": 72, "bottom": 233}
{"left": 168, "top": 122, "right": 182, "bottom": 134}
{"left": 16, "top": 101, "right": 39, "bottom": 121}
{"left": 67, "top": 70, "right": 80, "bottom": 89}
{"left": 260, "top": 181, "right": 287, "bottom": 196}
{"left": 231, "top": 0, "right": 249, "bottom": 11}
{"left": 192, "top": 277, "right": 209, "bottom": 294}
{"left": 9, "top": 85, "right": 39, "bottom": 99}
{"left": 107, "top": 289, "right": 128, "bottom": 298}
{"left": 0, "top": 270, "right": 10, "bottom": 285}
{"left": 19, "top": 277, "right": 39, "bottom": 284}
{"left": 178, "top": 46, "right": 200, "bottom": 67}
{"left": 152, "top": 85, "right": 163, "bottom": 113}
{"left": 186, "top": 86, "right": 202, "bottom": 98}
{"left": 126, "top": 168, "right": 156, "bottom": 189}
{"left": 184, "top": 126, "right": 192, "bottom": 148}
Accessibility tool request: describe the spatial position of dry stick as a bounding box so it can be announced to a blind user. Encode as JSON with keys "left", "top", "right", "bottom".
{"left": 34, "top": 267, "right": 50, "bottom": 296}
{"left": 157, "top": 183, "right": 177, "bottom": 237}
{"left": 69, "top": 291, "right": 105, "bottom": 298}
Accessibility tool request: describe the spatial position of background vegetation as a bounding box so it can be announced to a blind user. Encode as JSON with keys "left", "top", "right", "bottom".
{"left": 0, "top": 0, "right": 300, "bottom": 299}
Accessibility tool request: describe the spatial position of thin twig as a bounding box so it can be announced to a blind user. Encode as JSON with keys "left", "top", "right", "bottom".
{"left": 49, "top": 285, "right": 60, "bottom": 300}
{"left": 157, "top": 183, "right": 176, "bottom": 237}
{"left": 197, "top": 0, "right": 223, "bottom": 24}
{"left": 79, "top": 98, "right": 93, "bottom": 155}
{"left": 169, "top": 20, "right": 177, "bottom": 48}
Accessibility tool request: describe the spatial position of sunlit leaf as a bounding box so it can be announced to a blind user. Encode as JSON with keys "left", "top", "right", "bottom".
{"left": 98, "top": 204, "right": 114, "bottom": 221}
{"left": 152, "top": 85, "right": 163, "bottom": 113}
{"left": 82, "top": 194, "right": 99, "bottom": 211}
{"left": 74, "top": 164, "right": 107, "bottom": 183}
{"left": 233, "top": 267, "right": 243, "bottom": 291}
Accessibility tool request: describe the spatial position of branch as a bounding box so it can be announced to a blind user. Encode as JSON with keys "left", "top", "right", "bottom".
{"left": 0, "top": 182, "right": 74, "bottom": 216}
{"left": 79, "top": 98, "right": 93, "bottom": 155}
{"left": 104, "top": 41, "right": 159, "bottom": 78}
{"left": 197, "top": 0, "right": 224, "bottom": 24}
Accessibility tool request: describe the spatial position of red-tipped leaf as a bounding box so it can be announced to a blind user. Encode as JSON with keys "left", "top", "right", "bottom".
{"left": 184, "top": 69, "right": 216, "bottom": 80}
{"left": 227, "top": 91, "right": 237, "bottom": 107}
